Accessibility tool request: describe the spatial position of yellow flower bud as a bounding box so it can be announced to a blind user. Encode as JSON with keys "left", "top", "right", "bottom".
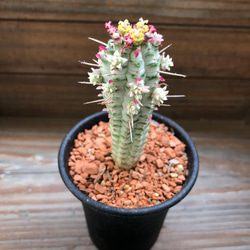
{"left": 118, "top": 19, "right": 131, "bottom": 36}
{"left": 130, "top": 29, "right": 145, "bottom": 44}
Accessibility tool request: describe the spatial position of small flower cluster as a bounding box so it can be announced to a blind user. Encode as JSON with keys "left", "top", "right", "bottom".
{"left": 128, "top": 78, "right": 150, "bottom": 105}
{"left": 152, "top": 86, "right": 169, "bottom": 106}
{"left": 160, "top": 52, "right": 174, "bottom": 71}
{"left": 105, "top": 18, "right": 164, "bottom": 48}
{"left": 88, "top": 68, "right": 102, "bottom": 85}
{"left": 100, "top": 79, "right": 115, "bottom": 96}
{"left": 126, "top": 78, "right": 150, "bottom": 124}
{"left": 127, "top": 100, "right": 140, "bottom": 118}
{"left": 107, "top": 51, "right": 128, "bottom": 71}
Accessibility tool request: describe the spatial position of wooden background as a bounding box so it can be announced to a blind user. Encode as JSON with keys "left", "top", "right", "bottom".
{"left": 1, "top": 118, "right": 250, "bottom": 249}
{"left": 0, "top": 0, "right": 249, "bottom": 121}
{"left": 0, "top": 2, "right": 250, "bottom": 249}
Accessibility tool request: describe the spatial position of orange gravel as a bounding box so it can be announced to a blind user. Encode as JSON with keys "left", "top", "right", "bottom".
{"left": 68, "top": 121, "right": 188, "bottom": 209}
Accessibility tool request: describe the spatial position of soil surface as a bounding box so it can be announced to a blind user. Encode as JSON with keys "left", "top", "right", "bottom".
{"left": 68, "top": 121, "right": 188, "bottom": 209}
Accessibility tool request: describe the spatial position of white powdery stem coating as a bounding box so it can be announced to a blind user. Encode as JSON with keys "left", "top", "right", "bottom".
{"left": 112, "top": 48, "right": 146, "bottom": 169}
{"left": 102, "top": 43, "right": 130, "bottom": 159}
{"left": 127, "top": 43, "right": 161, "bottom": 164}
{"left": 115, "top": 43, "right": 162, "bottom": 168}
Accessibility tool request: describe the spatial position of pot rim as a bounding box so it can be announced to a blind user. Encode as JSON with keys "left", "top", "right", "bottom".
{"left": 58, "top": 111, "right": 199, "bottom": 216}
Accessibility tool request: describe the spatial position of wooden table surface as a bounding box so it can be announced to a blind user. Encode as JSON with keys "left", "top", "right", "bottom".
{"left": 1, "top": 117, "right": 250, "bottom": 250}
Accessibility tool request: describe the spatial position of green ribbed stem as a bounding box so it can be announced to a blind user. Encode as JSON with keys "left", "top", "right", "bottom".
{"left": 99, "top": 42, "right": 160, "bottom": 169}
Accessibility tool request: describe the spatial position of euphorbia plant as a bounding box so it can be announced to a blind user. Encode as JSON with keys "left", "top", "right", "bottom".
{"left": 80, "top": 18, "right": 185, "bottom": 169}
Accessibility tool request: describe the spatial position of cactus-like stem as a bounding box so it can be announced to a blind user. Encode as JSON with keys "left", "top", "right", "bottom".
{"left": 82, "top": 18, "right": 184, "bottom": 169}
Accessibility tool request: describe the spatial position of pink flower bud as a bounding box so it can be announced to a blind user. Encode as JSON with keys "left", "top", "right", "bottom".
{"left": 99, "top": 46, "right": 107, "bottom": 51}
{"left": 96, "top": 53, "right": 102, "bottom": 59}
{"left": 135, "top": 47, "right": 140, "bottom": 58}
{"left": 105, "top": 21, "right": 112, "bottom": 29}
{"left": 159, "top": 76, "right": 165, "bottom": 82}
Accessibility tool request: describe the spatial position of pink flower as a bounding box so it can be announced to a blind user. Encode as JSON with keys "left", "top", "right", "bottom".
{"left": 135, "top": 47, "right": 141, "bottom": 58}
{"left": 148, "top": 25, "right": 156, "bottom": 32}
{"left": 99, "top": 46, "right": 107, "bottom": 52}
{"left": 105, "top": 21, "right": 112, "bottom": 29}
{"left": 159, "top": 76, "right": 165, "bottom": 82}
{"left": 96, "top": 53, "right": 102, "bottom": 59}
{"left": 108, "top": 26, "right": 117, "bottom": 34}
{"left": 151, "top": 32, "right": 164, "bottom": 46}
{"left": 124, "top": 34, "right": 133, "bottom": 46}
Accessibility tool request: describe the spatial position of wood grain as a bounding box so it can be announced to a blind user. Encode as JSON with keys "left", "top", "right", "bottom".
{"left": 0, "top": 0, "right": 249, "bottom": 121}
{"left": 1, "top": 0, "right": 249, "bottom": 27}
{"left": 0, "top": 21, "right": 249, "bottom": 78}
{"left": 0, "top": 74, "right": 249, "bottom": 120}
{"left": 0, "top": 118, "right": 249, "bottom": 249}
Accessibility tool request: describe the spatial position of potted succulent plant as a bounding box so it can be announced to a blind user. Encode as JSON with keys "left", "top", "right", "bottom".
{"left": 58, "top": 18, "right": 199, "bottom": 250}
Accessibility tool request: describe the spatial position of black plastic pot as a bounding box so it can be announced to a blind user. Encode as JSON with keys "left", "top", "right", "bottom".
{"left": 58, "top": 111, "right": 199, "bottom": 250}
